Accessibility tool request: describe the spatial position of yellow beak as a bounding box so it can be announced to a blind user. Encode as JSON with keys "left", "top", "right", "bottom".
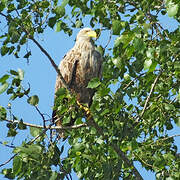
{"left": 87, "top": 30, "right": 97, "bottom": 38}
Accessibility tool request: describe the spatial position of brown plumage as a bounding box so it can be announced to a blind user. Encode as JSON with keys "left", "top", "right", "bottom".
{"left": 53, "top": 27, "right": 103, "bottom": 137}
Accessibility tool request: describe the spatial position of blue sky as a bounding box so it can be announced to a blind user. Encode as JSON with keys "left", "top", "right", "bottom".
{"left": 0, "top": 5, "right": 180, "bottom": 180}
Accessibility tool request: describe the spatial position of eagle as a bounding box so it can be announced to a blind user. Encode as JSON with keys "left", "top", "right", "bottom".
{"left": 53, "top": 27, "right": 103, "bottom": 137}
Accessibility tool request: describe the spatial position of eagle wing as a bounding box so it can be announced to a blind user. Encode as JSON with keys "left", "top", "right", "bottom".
{"left": 55, "top": 48, "right": 102, "bottom": 105}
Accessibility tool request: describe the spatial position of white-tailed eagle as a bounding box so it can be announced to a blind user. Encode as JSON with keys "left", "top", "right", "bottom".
{"left": 53, "top": 27, "right": 103, "bottom": 137}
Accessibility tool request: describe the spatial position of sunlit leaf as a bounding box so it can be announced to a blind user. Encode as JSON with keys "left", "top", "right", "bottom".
{"left": 0, "top": 82, "right": 9, "bottom": 94}
{"left": 27, "top": 95, "right": 39, "bottom": 106}
{"left": 87, "top": 78, "right": 101, "bottom": 88}
{"left": 112, "top": 19, "right": 122, "bottom": 35}
{"left": 0, "top": 74, "right": 9, "bottom": 83}
{"left": 167, "top": 2, "right": 178, "bottom": 17}
{"left": 30, "top": 127, "right": 42, "bottom": 137}
{"left": 144, "top": 59, "right": 152, "bottom": 70}
{"left": 13, "top": 156, "right": 22, "bottom": 175}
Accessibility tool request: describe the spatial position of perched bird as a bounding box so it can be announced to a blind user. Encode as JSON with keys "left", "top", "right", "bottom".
{"left": 52, "top": 27, "right": 103, "bottom": 137}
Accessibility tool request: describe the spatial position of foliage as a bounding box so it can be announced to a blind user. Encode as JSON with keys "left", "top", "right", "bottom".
{"left": 0, "top": 0, "right": 180, "bottom": 179}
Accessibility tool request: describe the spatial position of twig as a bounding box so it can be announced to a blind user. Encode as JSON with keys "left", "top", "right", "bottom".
{"left": 0, "top": 141, "right": 15, "bottom": 148}
{"left": 2, "top": 119, "right": 87, "bottom": 130}
{"left": 0, "top": 154, "right": 17, "bottom": 167}
{"left": 104, "top": 29, "right": 112, "bottom": 49}
{"left": 148, "top": 134, "right": 180, "bottom": 146}
{"left": 133, "top": 152, "right": 158, "bottom": 170}
{"left": 140, "top": 73, "right": 161, "bottom": 117}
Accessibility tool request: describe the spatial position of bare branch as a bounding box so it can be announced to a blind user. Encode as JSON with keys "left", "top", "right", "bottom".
{"left": 2, "top": 119, "right": 87, "bottom": 130}
{"left": 104, "top": 29, "right": 112, "bottom": 49}
{"left": 0, "top": 141, "right": 15, "bottom": 148}
{"left": 148, "top": 134, "right": 180, "bottom": 146}
{"left": 140, "top": 73, "right": 161, "bottom": 117}
{"left": 0, "top": 154, "right": 17, "bottom": 167}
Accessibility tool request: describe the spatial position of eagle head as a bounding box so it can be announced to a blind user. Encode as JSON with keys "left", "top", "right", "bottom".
{"left": 76, "top": 27, "right": 97, "bottom": 41}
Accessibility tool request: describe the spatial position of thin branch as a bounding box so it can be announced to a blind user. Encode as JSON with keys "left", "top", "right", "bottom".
{"left": 22, "top": 85, "right": 47, "bottom": 128}
{"left": 148, "top": 134, "right": 180, "bottom": 146}
{"left": 104, "top": 29, "right": 112, "bottom": 49}
{"left": 0, "top": 154, "right": 17, "bottom": 167}
{"left": 0, "top": 141, "right": 15, "bottom": 148}
{"left": 133, "top": 152, "right": 158, "bottom": 170}
{"left": 2, "top": 119, "right": 87, "bottom": 130}
{"left": 140, "top": 73, "right": 161, "bottom": 117}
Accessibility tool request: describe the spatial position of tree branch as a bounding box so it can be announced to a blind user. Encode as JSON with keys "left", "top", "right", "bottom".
{"left": 148, "top": 134, "right": 180, "bottom": 146}
{"left": 140, "top": 73, "right": 161, "bottom": 117}
{"left": 104, "top": 29, "right": 112, "bottom": 49}
{"left": 0, "top": 154, "right": 17, "bottom": 168}
{"left": 0, "top": 141, "right": 15, "bottom": 148}
{"left": 2, "top": 119, "right": 87, "bottom": 130}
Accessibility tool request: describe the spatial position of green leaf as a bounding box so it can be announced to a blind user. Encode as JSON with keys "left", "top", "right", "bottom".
{"left": 56, "top": 21, "right": 62, "bottom": 32}
{"left": 148, "top": 61, "right": 158, "bottom": 72}
{"left": 61, "top": 0, "right": 69, "bottom": 8}
{"left": 146, "top": 48, "right": 155, "bottom": 58}
{"left": 0, "top": 106, "right": 7, "bottom": 120}
{"left": 14, "top": 144, "right": 42, "bottom": 156}
{"left": 27, "top": 95, "right": 39, "bottom": 106}
{"left": 49, "top": 171, "right": 58, "bottom": 180}
{"left": 30, "top": 127, "right": 42, "bottom": 137}
{"left": 175, "top": 117, "right": 180, "bottom": 127}
{"left": 23, "top": 51, "right": 31, "bottom": 59}
{"left": 177, "top": 89, "right": 180, "bottom": 103}
{"left": 13, "top": 156, "right": 22, "bottom": 175}
{"left": 133, "top": 37, "right": 145, "bottom": 52}
{"left": 144, "top": 59, "right": 152, "bottom": 70}
{"left": 0, "top": 82, "right": 9, "bottom": 94}
{"left": 7, "top": 128, "right": 17, "bottom": 137}
{"left": 96, "top": 45, "right": 104, "bottom": 56}
{"left": 124, "top": 73, "right": 130, "bottom": 81}
{"left": 167, "top": 2, "right": 178, "bottom": 17}
{"left": 112, "top": 20, "right": 122, "bottom": 35}
{"left": 54, "top": 6, "right": 65, "bottom": 18}
{"left": 18, "top": 119, "right": 27, "bottom": 130}
{"left": 117, "top": 32, "right": 135, "bottom": 49}
{"left": 48, "top": 17, "right": 57, "bottom": 29}
{"left": 10, "top": 70, "right": 18, "bottom": 76}
{"left": 1, "top": 168, "right": 14, "bottom": 179}
{"left": 11, "top": 32, "right": 20, "bottom": 43}
{"left": 0, "top": 74, "right": 9, "bottom": 83}
{"left": 1, "top": 45, "right": 9, "bottom": 56}
{"left": 164, "top": 103, "right": 175, "bottom": 111}
{"left": 87, "top": 78, "right": 101, "bottom": 88}
{"left": 75, "top": 20, "right": 83, "bottom": 28}
{"left": 55, "top": 88, "right": 66, "bottom": 98}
